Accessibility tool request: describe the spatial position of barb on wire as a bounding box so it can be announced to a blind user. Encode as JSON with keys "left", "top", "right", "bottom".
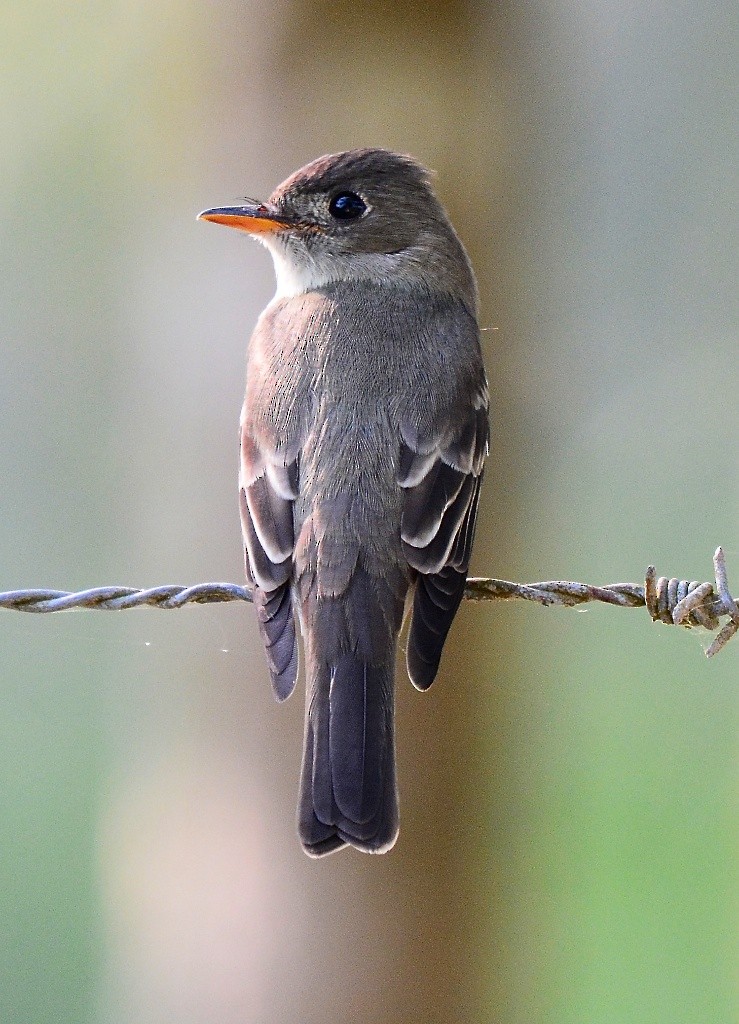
{"left": 464, "top": 547, "right": 737, "bottom": 657}
{"left": 1, "top": 547, "right": 736, "bottom": 658}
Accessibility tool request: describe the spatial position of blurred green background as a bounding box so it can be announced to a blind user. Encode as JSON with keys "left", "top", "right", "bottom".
{"left": 1, "top": 2, "right": 736, "bottom": 1022}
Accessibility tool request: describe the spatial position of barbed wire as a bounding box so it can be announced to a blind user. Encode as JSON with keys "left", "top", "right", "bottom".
{"left": 1, "top": 547, "right": 736, "bottom": 658}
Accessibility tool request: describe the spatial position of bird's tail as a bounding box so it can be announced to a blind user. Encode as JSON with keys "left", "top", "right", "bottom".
{"left": 298, "top": 653, "right": 398, "bottom": 856}
{"left": 297, "top": 571, "right": 402, "bottom": 856}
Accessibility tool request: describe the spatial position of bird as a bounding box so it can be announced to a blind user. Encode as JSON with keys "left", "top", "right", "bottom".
{"left": 199, "top": 148, "right": 488, "bottom": 856}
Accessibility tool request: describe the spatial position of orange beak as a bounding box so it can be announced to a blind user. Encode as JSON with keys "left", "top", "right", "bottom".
{"left": 197, "top": 203, "right": 294, "bottom": 235}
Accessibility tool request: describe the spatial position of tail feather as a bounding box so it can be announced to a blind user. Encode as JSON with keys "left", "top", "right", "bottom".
{"left": 295, "top": 563, "right": 404, "bottom": 857}
{"left": 298, "top": 716, "right": 347, "bottom": 857}
{"left": 298, "top": 654, "right": 398, "bottom": 857}
{"left": 330, "top": 656, "right": 387, "bottom": 824}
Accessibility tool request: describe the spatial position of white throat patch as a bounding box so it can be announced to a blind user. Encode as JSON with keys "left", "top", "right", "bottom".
{"left": 259, "top": 237, "right": 330, "bottom": 299}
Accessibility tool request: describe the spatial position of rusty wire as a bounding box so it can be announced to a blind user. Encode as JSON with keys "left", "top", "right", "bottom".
{"left": 1, "top": 547, "right": 736, "bottom": 658}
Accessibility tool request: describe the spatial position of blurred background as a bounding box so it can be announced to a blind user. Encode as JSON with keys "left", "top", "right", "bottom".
{"left": 0, "top": 1, "right": 736, "bottom": 1022}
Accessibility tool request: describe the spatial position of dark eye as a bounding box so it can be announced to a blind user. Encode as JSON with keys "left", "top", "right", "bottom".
{"left": 328, "top": 191, "right": 367, "bottom": 220}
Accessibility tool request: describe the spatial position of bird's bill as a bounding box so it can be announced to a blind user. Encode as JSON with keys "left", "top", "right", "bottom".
{"left": 197, "top": 204, "right": 293, "bottom": 234}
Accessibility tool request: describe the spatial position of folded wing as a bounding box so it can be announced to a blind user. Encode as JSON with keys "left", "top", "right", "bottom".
{"left": 400, "top": 394, "right": 488, "bottom": 690}
{"left": 240, "top": 430, "right": 299, "bottom": 701}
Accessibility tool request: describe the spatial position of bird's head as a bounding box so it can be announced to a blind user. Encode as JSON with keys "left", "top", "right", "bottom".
{"left": 199, "top": 148, "right": 476, "bottom": 309}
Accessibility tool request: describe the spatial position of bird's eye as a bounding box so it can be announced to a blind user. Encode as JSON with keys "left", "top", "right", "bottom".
{"left": 328, "top": 192, "right": 367, "bottom": 220}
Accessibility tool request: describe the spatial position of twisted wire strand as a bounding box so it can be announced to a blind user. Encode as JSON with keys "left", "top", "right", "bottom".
{"left": 0, "top": 582, "right": 251, "bottom": 612}
{"left": 1, "top": 548, "right": 736, "bottom": 657}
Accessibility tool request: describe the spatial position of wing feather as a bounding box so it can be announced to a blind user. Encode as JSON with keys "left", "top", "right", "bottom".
{"left": 401, "top": 460, "right": 467, "bottom": 549}
{"left": 240, "top": 431, "right": 299, "bottom": 701}
{"left": 401, "top": 390, "right": 488, "bottom": 691}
